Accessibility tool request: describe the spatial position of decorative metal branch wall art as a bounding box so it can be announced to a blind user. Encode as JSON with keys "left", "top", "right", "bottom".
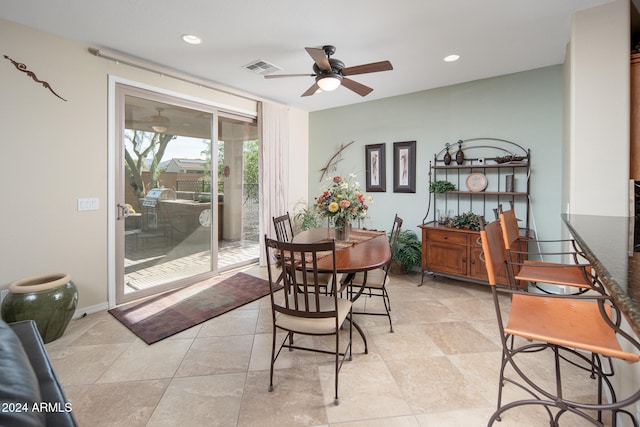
{"left": 319, "top": 140, "right": 354, "bottom": 182}
{"left": 3, "top": 55, "right": 67, "bottom": 101}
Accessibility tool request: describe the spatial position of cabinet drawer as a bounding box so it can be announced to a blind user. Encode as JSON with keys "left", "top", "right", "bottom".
{"left": 426, "top": 229, "right": 467, "bottom": 245}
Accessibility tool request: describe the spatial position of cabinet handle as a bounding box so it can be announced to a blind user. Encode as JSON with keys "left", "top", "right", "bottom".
{"left": 443, "top": 235, "right": 448, "bottom": 239}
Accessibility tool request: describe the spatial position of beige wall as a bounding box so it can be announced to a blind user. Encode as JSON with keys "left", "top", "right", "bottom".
{"left": 0, "top": 18, "right": 308, "bottom": 313}
{"left": 565, "top": 0, "right": 631, "bottom": 216}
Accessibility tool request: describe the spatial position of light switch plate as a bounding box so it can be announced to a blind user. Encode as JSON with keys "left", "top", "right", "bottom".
{"left": 77, "top": 198, "right": 99, "bottom": 211}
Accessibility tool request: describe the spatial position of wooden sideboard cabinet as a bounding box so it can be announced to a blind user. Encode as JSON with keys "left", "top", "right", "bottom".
{"left": 419, "top": 224, "right": 504, "bottom": 285}
{"left": 420, "top": 138, "right": 530, "bottom": 287}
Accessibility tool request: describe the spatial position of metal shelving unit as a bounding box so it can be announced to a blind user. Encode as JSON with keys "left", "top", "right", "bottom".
{"left": 423, "top": 137, "right": 531, "bottom": 233}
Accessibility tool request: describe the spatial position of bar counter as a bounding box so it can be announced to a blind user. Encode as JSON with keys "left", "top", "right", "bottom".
{"left": 561, "top": 214, "right": 640, "bottom": 337}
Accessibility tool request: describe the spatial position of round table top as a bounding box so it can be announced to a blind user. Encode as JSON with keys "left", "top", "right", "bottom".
{"left": 292, "top": 228, "right": 391, "bottom": 273}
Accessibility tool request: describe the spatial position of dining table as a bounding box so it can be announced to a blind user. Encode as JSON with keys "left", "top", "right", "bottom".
{"left": 292, "top": 227, "right": 392, "bottom": 352}
{"left": 292, "top": 227, "right": 391, "bottom": 271}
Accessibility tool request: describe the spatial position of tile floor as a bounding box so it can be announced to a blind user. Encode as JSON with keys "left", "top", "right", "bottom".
{"left": 45, "top": 267, "right": 615, "bottom": 427}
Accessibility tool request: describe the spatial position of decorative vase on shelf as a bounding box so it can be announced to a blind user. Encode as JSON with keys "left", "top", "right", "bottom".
{"left": 443, "top": 143, "right": 452, "bottom": 165}
{"left": 455, "top": 140, "right": 464, "bottom": 165}
{"left": 334, "top": 219, "right": 352, "bottom": 241}
{"left": 1, "top": 273, "right": 78, "bottom": 343}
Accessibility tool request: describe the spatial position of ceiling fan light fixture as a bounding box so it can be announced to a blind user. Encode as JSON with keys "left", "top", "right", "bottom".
{"left": 317, "top": 74, "right": 342, "bottom": 92}
{"left": 181, "top": 34, "right": 202, "bottom": 45}
{"left": 152, "top": 125, "right": 167, "bottom": 133}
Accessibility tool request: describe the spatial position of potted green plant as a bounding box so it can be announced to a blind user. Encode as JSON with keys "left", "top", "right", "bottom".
{"left": 429, "top": 180, "right": 456, "bottom": 193}
{"left": 390, "top": 230, "right": 422, "bottom": 274}
{"left": 292, "top": 201, "right": 320, "bottom": 234}
{"left": 447, "top": 211, "right": 482, "bottom": 230}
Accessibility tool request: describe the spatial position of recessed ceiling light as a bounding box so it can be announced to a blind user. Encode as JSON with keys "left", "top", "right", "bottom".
{"left": 444, "top": 54, "right": 460, "bottom": 63}
{"left": 181, "top": 34, "right": 202, "bottom": 45}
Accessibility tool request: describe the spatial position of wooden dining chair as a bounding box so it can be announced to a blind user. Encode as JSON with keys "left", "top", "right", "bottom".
{"left": 272, "top": 212, "right": 294, "bottom": 242}
{"left": 498, "top": 206, "right": 604, "bottom": 294}
{"left": 480, "top": 219, "right": 640, "bottom": 426}
{"left": 272, "top": 212, "right": 333, "bottom": 292}
{"left": 346, "top": 214, "right": 403, "bottom": 332}
{"left": 264, "top": 236, "right": 353, "bottom": 406}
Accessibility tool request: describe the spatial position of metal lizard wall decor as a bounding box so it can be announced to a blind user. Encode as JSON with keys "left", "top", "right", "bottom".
{"left": 3, "top": 55, "right": 67, "bottom": 101}
{"left": 319, "top": 140, "right": 354, "bottom": 182}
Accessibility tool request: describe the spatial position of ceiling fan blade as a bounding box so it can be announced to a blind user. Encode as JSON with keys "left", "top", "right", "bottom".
{"left": 341, "top": 78, "right": 373, "bottom": 97}
{"left": 264, "top": 73, "right": 315, "bottom": 79}
{"left": 305, "top": 47, "right": 331, "bottom": 71}
{"left": 342, "top": 60, "right": 393, "bottom": 76}
{"left": 301, "top": 82, "right": 320, "bottom": 97}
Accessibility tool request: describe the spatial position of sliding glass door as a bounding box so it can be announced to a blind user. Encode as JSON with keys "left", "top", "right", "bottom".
{"left": 114, "top": 84, "right": 258, "bottom": 305}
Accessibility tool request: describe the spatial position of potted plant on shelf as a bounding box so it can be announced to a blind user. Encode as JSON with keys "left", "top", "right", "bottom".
{"left": 390, "top": 230, "right": 422, "bottom": 274}
{"left": 429, "top": 180, "right": 456, "bottom": 193}
{"left": 447, "top": 211, "right": 483, "bottom": 230}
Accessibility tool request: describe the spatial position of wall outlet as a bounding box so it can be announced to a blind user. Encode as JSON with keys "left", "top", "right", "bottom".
{"left": 77, "top": 197, "right": 99, "bottom": 211}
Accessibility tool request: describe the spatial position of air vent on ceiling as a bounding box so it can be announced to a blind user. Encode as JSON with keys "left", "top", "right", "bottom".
{"left": 243, "top": 59, "right": 282, "bottom": 75}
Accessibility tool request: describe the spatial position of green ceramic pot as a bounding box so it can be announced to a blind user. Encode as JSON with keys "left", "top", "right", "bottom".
{"left": 1, "top": 273, "right": 78, "bottom": 343}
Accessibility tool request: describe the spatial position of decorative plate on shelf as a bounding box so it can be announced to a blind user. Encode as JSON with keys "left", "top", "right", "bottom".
{"left": 466, "top": 173, "right": 488, "bottom": 192}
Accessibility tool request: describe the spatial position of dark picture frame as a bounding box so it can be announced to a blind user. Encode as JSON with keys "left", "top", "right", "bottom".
{"left": 393, "top": 141, "right": 416, "bottom": 193}
{"left": 365, "top": 143, "right": 386, "bottom": 192}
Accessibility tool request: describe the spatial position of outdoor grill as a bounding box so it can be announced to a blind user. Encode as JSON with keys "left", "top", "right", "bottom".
{"left": 141, "top": 188, "right": 175, "bottom": 230}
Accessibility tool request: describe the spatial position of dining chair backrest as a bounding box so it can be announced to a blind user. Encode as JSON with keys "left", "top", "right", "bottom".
{"left": 272, "top": 212, "right": 294, "bottom": 242}
{"left": 387, "top": 214, "right": 403, "bottom": 267}
{"left": 479, "top": 220, "right": 509, "bottom": 288}
{"left": 264, "top": 236, "right": 339, "bottom": 319}
{"left": 498, "top": 206, "right": 520, "bottom": 251}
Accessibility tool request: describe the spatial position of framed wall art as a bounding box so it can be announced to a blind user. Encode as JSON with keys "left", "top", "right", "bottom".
{"left": 365, "top": 143, "right": 386, "bottom": 192}
{"left": 393, "top": 141, "right": 416, "bottom": 193}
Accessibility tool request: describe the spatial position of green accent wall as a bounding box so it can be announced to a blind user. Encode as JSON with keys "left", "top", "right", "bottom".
{"left": 309, "top": 65, "right": 564, "bottom": 238}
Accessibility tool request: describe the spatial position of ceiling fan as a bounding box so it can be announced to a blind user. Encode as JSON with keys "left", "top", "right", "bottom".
{"left": 265, "top": 45, "right": 393, "bottom": 97}
{"left": 137, "top": 107, "right": 170, "bottom": 133}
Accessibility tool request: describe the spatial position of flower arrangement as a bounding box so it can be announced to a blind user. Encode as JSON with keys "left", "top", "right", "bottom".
{"left": 315, "top": 174, "right": 372, "bottom": 231}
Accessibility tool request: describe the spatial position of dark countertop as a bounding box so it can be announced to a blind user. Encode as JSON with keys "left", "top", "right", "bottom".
{"left": 561, "top": 214, "right": 640, "bottom": 337}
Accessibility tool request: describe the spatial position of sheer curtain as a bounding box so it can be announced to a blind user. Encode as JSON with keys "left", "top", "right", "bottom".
{"left": 258, "top": 101, "right": 289, "bottom": 265}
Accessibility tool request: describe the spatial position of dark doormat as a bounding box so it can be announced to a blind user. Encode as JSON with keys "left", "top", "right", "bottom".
{"left": 109, "top": 272, "right": 276, "bottom": 344}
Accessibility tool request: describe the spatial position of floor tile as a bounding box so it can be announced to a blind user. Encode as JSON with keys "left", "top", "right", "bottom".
{"left": 97, "top": 338, "right": 193, "bottom": 382}
{"left": 46, "top": 269, "right": 615, "bottom": 426}
{"left": 64, "top": 379, "right": 169, "bottom": 427}
{"left": 175, "top": 335, "right": 253, "bottom": 376}
{"left": 48, "top": 342, "right": 131, "bottom": 385}
{"left": 238, "top": 368, "right": 328, "bottom": 426}
{"left": 321, "top": 360, "right": 413, "bottom": 424}
{"left": 146, "top": 373, "right": 245, "bottom": 427}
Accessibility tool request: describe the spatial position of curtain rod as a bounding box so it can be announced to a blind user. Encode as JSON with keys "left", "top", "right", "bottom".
{"left": 89, "top": 47, "right": 268, "bottom": 105}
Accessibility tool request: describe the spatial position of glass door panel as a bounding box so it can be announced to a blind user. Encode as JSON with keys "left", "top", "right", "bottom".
{"left": 216, "top": 117, "right": 260, "bottom": 271}
{"left": 117, "top": 94, "right": 216, "bottom": 304}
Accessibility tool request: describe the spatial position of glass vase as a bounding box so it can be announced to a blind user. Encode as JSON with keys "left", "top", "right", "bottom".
{"left": 334, "top": 220, "right": 351, "bottom": 241}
